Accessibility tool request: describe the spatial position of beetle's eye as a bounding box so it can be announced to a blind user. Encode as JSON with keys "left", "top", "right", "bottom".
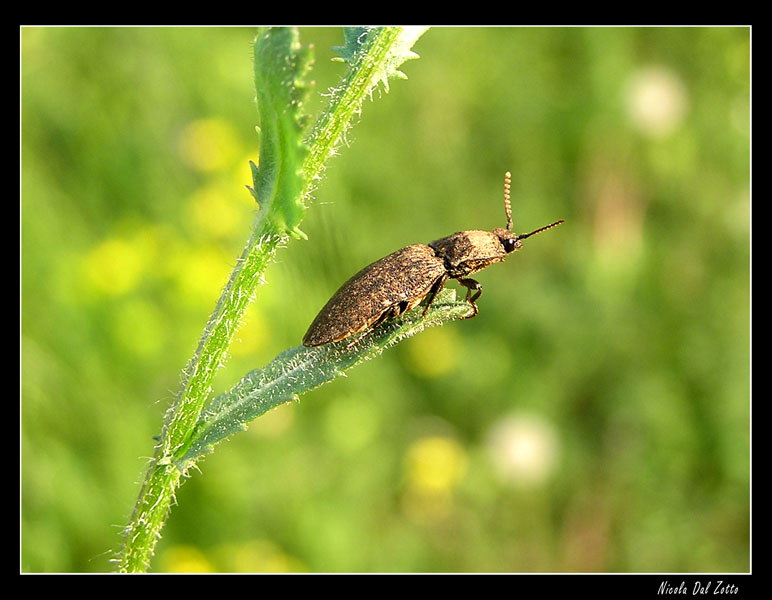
{"left": 502, "top": 238, "right": 518, "bottom": 253}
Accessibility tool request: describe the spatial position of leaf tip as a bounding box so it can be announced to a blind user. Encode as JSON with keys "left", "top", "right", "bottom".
{"left": 290, "top": 226, "right": 308, "bottom": 240}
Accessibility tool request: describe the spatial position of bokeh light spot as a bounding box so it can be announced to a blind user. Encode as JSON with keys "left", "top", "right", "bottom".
{"left": 223, "top": 539, "right": 304, "bottom": 573}
{"left": 404, "top": 435, "right": 467, "bottom": 494}
{"left": 401, "top": 435, "right": 467, "bottom": 524}
{"left": 179, "top": 118, "right": 241, "bottom": 173}
{"left": 403, "top": 326, "right": 460, "bottom": 378}
{"left": 189, "top": 183, "right": 245, "bottom": 240}
{"left": 626, "top": 66, "right": 687, "bottom": 138}
{"left": 486, "top": 413, "right": 559, "bottom": 487}
{"left": 82, "top": 237, "right": 145, "bottom": 296}
{"left": 160, "top": 545, "right": 214, "bottom": 573}
{"left": 173, "top": 247, "right": 232, "bottom": 308}
{"left": 231, "top": 305, "right": 270, "bottom": 357}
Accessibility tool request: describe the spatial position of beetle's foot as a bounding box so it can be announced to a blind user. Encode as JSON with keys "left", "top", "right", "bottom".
{"left": 459, "top": 278, "right": 482, "bottom": 319}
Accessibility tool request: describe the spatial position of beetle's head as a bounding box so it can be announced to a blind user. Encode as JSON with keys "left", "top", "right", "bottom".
{"left": 493, "top": 227, "right": 523, "bottom": 253}
{"left": 496, "top": 171, "right": 564, "bottom": 254}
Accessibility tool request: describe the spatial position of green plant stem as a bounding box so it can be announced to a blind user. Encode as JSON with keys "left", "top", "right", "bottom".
{"left": 117, "top": 230, "right": 281, "bottom": 573}
{"left": 303, "top": 27, "right": 426, "bottom": 192}
{"left": 116, "top": 26, "right": 428, "bottom": 574}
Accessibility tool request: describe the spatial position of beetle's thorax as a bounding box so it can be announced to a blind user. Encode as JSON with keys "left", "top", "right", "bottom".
{"left": 429, "top": 228, "right": 520, "bottom": 277}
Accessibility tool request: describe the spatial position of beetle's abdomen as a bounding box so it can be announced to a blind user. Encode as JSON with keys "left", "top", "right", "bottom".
{"left": 303, "top": 244, "right": 447, "bottom": 346}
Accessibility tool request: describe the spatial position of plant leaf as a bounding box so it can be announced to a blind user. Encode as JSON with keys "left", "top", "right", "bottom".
{"left": 174, "top": 289, "right": 472, "bottom": 468}
{"left": 331, "top": 27, "right": 371, "bottom": 64}
{"left": 249, "top": 27, "right": 313, "bottom": 240}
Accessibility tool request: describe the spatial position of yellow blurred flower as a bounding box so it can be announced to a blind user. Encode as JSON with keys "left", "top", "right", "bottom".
{"left": 222, "top": 539, "right": 305, "bottom": 573}
{"left": 403, "top": 327, "right": 460, "bottom": 378}
{"left": 189, "top": 183, "right": 246, "bottom": 240}
{"left": 231, "top": 304, "right": 270, "bottom": 357}
{"left": 173, "top": 246, "right": 232, "bottom": 308}
{"left": 160, "top": 545, "right": 214, "bottom": 573}
{"left": 179, "top": 117, "right": 241, "bottom": 173}
{"left": 402, "top": 435, "right": 467, "bottom": 524}
{"left": 82, "top": 237, "right": 145, "bottom": 296}
{"left": 404, "top": 436, "right": 467, "bottom": 494}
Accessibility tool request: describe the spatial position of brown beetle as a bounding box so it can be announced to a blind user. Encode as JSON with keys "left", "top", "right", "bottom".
{"left": 302, "top": 172, "right": 563, "bottom": 347}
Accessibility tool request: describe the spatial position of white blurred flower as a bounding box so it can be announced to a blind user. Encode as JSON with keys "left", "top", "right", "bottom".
{"left": 486, "top": 414, "right": 559, "bottom": 487}
{"left": 626, "top": 66, "right": 687, "bottom": 138}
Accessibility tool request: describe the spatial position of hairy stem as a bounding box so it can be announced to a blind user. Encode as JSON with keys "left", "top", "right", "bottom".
{"left": 116, "top": 26, "right": 428, "bottom": 573}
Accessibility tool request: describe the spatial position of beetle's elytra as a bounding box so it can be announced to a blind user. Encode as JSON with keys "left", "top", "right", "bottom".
{"left": 302, "top": 172, "right": 564, "bottom": 347}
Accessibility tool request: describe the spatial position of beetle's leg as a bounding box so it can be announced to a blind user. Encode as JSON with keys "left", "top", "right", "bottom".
{"left": 421, "top": 273, "right": 450, "bottom": 317}
{"left": 373, "top": 307, "right": 395, "bottom": 328}
{"left": 372, "top": 300, "right": 411, "bottom": 331}
{"left": 458, "top": 278, "right": 482, "bottom": 319}
{"left": 393, "top": 300, "right": 410, "bottom": 318}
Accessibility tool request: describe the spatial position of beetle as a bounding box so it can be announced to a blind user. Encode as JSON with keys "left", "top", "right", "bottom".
{"left": 302, "top": 172, "right": 564, "bottom": 347}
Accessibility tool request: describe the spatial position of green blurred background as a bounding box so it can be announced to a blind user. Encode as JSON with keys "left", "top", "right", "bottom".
{"left": 21, "top": 26, "right": 750, "bottom": 573}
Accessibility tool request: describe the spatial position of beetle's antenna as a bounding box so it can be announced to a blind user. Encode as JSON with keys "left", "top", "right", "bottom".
{"left": 503, "top": 171, "right": 513, "bottom": 231}
{"left": 518, "top": 219, "right": 565, "bottom": 240}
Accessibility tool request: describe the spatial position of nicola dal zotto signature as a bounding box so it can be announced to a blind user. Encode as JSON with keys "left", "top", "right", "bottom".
{"left": 657, "top": 580, "right": 740, "bottom": 595}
